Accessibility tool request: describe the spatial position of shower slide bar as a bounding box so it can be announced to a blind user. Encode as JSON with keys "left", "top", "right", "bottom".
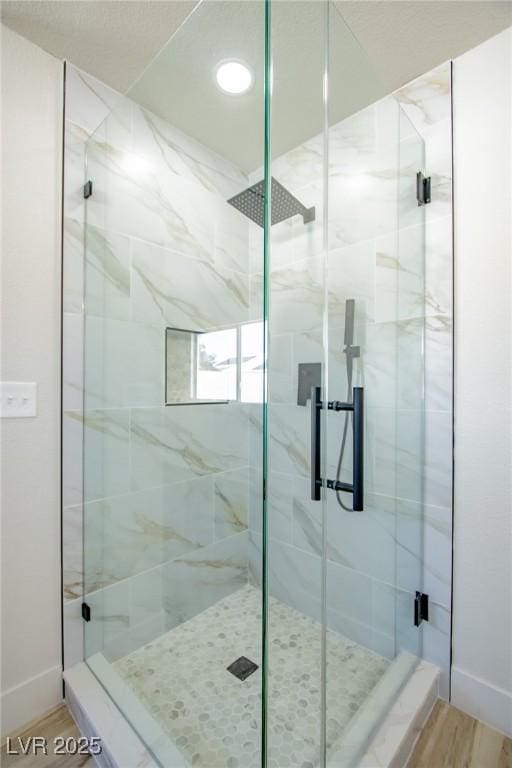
{"left": 310, "top": 385, "right": 364, "bottom": 511}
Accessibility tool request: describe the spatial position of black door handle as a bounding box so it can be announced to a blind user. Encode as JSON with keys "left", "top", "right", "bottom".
{"left": 352, "top": 386, "right": 364, "bottom": 511}
{"left": 310, "top": 386, "right": 322, "bottom": 501}
{"left": 310, "top": 385, "right": 364, "bottom": 511}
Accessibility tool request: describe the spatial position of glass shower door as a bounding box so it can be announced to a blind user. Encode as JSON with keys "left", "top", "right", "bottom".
{"left": 81, "top": 2, "right": 268, "bottom": 765}
{"left": 324, "top": 7, "right": 427, "bottom": 763}
{"left": 265, "top": 3, "right": 427, "bottom": 765}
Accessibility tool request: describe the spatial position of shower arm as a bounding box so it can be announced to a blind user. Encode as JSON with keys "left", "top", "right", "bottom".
{"left": 310, "top": 385, "right": 364, "bottom": 511}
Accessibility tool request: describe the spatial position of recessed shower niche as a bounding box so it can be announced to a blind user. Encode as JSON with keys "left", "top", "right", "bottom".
{"left": 165, "top": 323, "right": 264, "bottom": 405}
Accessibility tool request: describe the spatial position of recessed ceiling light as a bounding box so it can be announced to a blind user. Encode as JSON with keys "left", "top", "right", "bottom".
{"left": 215, "top": 60, "right": 253, "bottom": 95}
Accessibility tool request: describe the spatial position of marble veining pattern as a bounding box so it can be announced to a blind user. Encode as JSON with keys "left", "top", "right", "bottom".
{"left": 115, "top": 585, "right": 389, "bottom": 768}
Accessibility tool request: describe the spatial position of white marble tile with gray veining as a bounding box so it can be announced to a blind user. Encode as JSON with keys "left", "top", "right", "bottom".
{"left": 63, "top": 216, "right": 85, "bottom": 314}
{"left": 423, "top": 409, "right": 453, "bottom": 510}
{"left": 265, "top": 537, "right": 322, "bottom": 620}
{"left": 395, "top": 62, "right": 451, "bottom": 136}
{"left": 63, "top": 504, "right": 83, "bottom": 601}
{"left": 63, "top": 312, "right": 84, "bottom": 411}
{"left": 214, "top": 468, "right": 249, "bottom": 539}
{"left": 84, "top": 224, "right": 131, "bottom": 319}
{"left": 86, "top": 578, "right": 132, "bottom": 656}
{"left": 84, "top": 317, "right": 163, "bottom": 409}
{"left": 63, "top": 409, "right": 84, "bottom": 508}
{"left": 426, "top": 214, "right": 453, "bottom": 316}
{"left": 266, "top": 255, "right": 325, "bottom": 335}
{"left": 371, "top": 407, "right": 452, "bottom": 510}
{"left": 85, "top": 136, "right": 214, "bottom": 261}
{"left": 132, "top": 105, "right": 248, "bottom": 200}
{"left": 66, "top": 64, "right": 130, "bottom": 141}
{"left": 162, "top": 532, "right": 249, "bottom": 629}
{"left": 131, "top": 238, "right": 248, "bottom": 331}
{"left": 268, "top": 184, "right": 324, "bottom": 271}
{"left": 330, "top": 104, "right": 377, "bottom": 170}
{"left": 130, "top": 404, "right": 249, "bottom": 491}
{"left": 64, "top": 121, "right": 88, "bottom": 227}
{"left": 82, "top": 408, "right": 131, "bottom": 502}
{"left": 269, "top": 132, "right": 324, "bottom": 194}
{"left": 293, "top": 481, "right": 398, "bottom": 588}
{"left": 425, "top": 314, "right": 453, "bottom": 412}
{"left": 249, "top": 469, "right": 293, "bottom": 543}
{"left": 83, "top": 477, "right": 215, "bottom": 592}
{"left": 328, "top": 239, "right": 376, "bottom": 324}
{"left": 85, "top": 131, "right": 251, "bottom": 274}
{"left": 328, "top": 147, "right": 399, "bottom": 249}
{"left": 327, "top": 558, "right": 374, "bottom": 633}
{"left": 268, "top": 403, "right": 310, "bottom": 478}
{"left": 424, "top": 118, "right": 453, "bottom": 223}
{"left": 398, "top": 131, "right": 426, "bottom": 231}
{"left": 64, "top": 598, "right": 84, "bottom": 670}
{"left": 379, "top": 225, "right": 451, "bottom": 328}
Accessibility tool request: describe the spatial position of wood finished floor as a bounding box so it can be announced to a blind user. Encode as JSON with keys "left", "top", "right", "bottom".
{"left": 409, "top": 700, "right": 512, "bottom": 768}
{"left": 1, "top": 699, "right": 510, "bottom": 767}
{"left": 0, "top": 706, "right": 92, "bottom": 767}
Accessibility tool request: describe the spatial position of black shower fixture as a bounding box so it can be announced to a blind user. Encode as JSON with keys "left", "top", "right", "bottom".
{"left": 227, "top": 177, "right": 316, "bottom": 228}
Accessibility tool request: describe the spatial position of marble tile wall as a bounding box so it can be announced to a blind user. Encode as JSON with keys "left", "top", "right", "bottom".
{"left": 62, "top": 65, "right": 256, "bottom": 668}
{"left": 248, "top": 63, "right": 453, "bottom": 696}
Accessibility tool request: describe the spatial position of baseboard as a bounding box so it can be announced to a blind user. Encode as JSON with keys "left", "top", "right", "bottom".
{"left": 1, "top": 664, "right": 62, "bottom": 737}
{"left": 451, "top": 666, "right": 512, "bottom": 738}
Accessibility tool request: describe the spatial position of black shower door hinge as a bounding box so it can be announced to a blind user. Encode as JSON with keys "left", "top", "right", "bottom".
{"left": 81, "top": 602, "right": 91, "bottom": 622}
{"left": 416, "top": 172, "right": 431, "bottom": 206}
{"left": 414, "top": 591, "right": 429, "bottom": 627}
{"left": 83, "top": 180, "right": 93, "bottom": 199}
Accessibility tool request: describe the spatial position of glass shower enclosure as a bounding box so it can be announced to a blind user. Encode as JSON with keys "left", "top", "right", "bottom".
{"left": 81, "top": 1, "right": 427, "bottom": 765}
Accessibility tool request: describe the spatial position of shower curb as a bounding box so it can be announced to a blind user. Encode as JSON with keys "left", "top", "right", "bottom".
{"left": 358, "top": 660, "right": 440, "bottom": 767}
{"left": 64, "top": 658, "right": 439, "bottom": 768}
{"left": 64, "top": 662, "right": 161, "bottom": 768}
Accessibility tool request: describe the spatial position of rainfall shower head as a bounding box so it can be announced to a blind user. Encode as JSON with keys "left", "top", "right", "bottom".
{"left": 227, "top": 177, "right": 315, "bottom": 228}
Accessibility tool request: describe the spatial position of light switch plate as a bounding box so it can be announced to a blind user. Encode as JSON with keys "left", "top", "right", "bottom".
{"left": 0, "top": 382, "right": 37, "bottom": 418}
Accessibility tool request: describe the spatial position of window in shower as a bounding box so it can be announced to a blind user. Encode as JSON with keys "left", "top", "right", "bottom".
{"left": 165, "top": 326, "right": 237, "bottom": 404}
{"left": 165, "top": 322, "right": 264, "bottom": 405}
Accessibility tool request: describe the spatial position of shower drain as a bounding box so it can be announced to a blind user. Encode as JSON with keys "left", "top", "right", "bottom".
{"left": 227, "top": 656, "right": 259, "bottom": 681}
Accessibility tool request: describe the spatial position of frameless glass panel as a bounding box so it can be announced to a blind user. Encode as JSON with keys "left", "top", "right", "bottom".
{"left": 82, "top": 2, "right": 267, "bottom": 765}
{"left": 240, "top": 321, "right": 264, "bottom": 403}
{"left": 323, "top": 5, "right": 426, "bottom": 765}
{"left": 266, "top": 2, "right": 328, "bottom": 765}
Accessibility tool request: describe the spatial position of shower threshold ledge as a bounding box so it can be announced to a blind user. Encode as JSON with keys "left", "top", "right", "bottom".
{"left": 65, "top": 655, "right": 438, "bottom": 768}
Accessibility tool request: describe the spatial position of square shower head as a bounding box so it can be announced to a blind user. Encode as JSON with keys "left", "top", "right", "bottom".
{"left": 227, "top": 177, "right": 315, "bottom": 228}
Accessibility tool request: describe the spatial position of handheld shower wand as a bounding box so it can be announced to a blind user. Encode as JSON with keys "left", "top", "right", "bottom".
{"left": 335, "top": 299, "right": 361, "bottom": 511}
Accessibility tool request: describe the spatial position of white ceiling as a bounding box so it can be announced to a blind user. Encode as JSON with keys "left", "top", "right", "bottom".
{"left": 0, "top": 0, "right": 199, "bottom": 92}
{"left": 2, "top": 0, "right": 511, "bottom": 171}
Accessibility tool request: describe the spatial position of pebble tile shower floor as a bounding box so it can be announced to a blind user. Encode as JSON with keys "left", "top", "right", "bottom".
{"left": 114, "top": 585, "right": 389, "bottom": 767}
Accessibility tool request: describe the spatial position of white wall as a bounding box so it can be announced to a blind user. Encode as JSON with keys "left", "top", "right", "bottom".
{"left": 1, "top": 25, "right": 63, "bottom": 734}
{"left": 452, "top": 26, "right": 512, "bottom": 737}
